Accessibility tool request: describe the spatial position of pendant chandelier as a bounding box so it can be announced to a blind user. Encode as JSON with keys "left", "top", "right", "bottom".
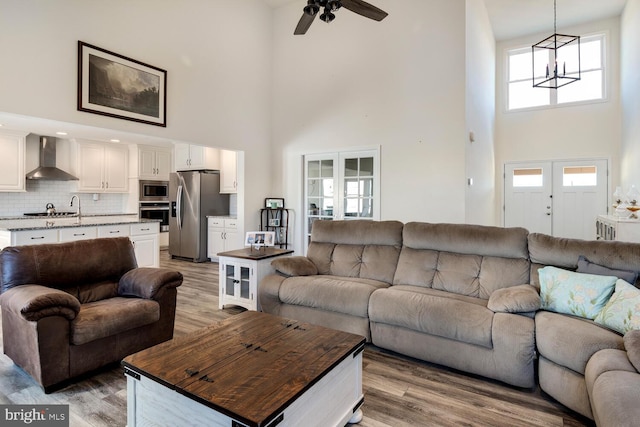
{"left": 532, "top": 0, "right": 581, "bottom": 89}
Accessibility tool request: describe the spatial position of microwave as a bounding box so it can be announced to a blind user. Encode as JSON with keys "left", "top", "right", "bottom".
{"left": 139, "top": 180, "right": 169, "bottom": 202}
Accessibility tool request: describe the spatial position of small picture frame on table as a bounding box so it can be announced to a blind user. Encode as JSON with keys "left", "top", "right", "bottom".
{"left": 265, "top": 198, "right": 285, "bottom": 209}
{"left": 245, "top": 231, "right": 275, "bottom": 250}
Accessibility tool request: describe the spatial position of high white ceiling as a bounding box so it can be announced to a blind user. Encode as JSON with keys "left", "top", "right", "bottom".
{"left": 265, "top": 0, "right": 629, "bottom": 41}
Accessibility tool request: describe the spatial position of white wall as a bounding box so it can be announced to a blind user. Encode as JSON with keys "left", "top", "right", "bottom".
{"left": 272, "top": 0, "right": 467, "bottom": 252}
{"left": 621, "top": 0, "right": 640, "bottom": 192}
{"left": 0, "top": 0, "right": 273, "bottom": 228}
{"left": 495, "top": 18, "right": 622, "bottom": 224}
{"left": 465, "top": 0, "right": 497, "bottom": 226}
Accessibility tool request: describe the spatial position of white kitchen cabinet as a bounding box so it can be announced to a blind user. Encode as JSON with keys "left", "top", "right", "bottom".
{"left": 75, "top": 141, "right": 129, "bottom": 193}
{"left": 59, "top": 226, "right": 97, "bottom": 242}
{"left": 130, "top": 222, "right": 160, "bottom": 267}
{"left": 207, "top": 217, "right": 239, "bottom": 262}
{"left": 10, "top": 229, "right": 58, "bottom": 246}
{"left": 0, "top": 130, "right": 27, "bottom": 192}
{"left": 220, "top": 150, "right": 237, "bottom": 193}
{"left": 98, "top": 224, "right": 130, "bottom": 238}
{"left": 139, "top": 146, "right": 171, "bottom": 181}
{"left": 174, "top": 143, "right": 219, "bottom": 171}
{"left": 0, "top": 220, "right": 159, "bottom": 267}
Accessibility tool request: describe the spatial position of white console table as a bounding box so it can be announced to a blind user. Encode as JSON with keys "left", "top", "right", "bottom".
{"left": 596, "top": 215, "right": 640, "bottom": 243}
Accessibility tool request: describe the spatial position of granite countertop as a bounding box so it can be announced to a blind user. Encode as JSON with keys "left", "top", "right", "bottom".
{"left": 0, "top": 214, "right": 159, "bottom": 232}
{"left": 206, "top": 215, "right": 237, "bottom": 219}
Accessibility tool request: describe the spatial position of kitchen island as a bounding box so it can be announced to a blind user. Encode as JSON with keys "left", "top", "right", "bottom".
{"left": 0, "top": 215, "right": 160, "bottom": 267}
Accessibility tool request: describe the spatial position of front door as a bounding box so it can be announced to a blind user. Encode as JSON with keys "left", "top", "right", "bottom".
{"left": 504, "top": 159, "right": 609, "bottom": 239}
{"left": 552, "top": 159, "right": 608, "bottom": 240}
{"left": 504, "top": 162, "right": 553, "bottom": 235}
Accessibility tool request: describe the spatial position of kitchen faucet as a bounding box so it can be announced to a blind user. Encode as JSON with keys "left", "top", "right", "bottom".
{"left": 70, "top": 195, "right": 81, "bottom": 220}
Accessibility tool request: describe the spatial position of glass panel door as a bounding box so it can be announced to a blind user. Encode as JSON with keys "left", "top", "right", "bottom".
{"left": 343, "top": 156, "right": 374, "bottom": 219}
{"left": 303, "top": 149, "right": 379, "bottom": 253}
{"left": 240, "top": 266, "right": 251, "bottom": 299}
{"left": 304, "top": 153, "right": 338, "bottom": 246}
{"left": 225, "top": 264, "right": 235, "bottom": 296}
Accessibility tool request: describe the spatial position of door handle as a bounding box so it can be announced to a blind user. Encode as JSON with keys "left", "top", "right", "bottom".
{"left": 176, "top": 185, "right": 183, "bottom": 230}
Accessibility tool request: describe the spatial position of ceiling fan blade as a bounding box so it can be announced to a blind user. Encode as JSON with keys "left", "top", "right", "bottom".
{"left": 294, "top": 12, "right": 317, "bottom": 35}
{"left": 341, "top": 0, "right": 388, "bottom": 21}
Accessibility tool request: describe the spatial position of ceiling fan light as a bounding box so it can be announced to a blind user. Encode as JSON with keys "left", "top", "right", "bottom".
{"left": 303, "top": 1, "right": 320, "bottom": 16}
{"left": 320, "top": 10, "right": 335, "bottom": 23}
{"left": 328, "top": 0, "right": 341, "bottom": 12}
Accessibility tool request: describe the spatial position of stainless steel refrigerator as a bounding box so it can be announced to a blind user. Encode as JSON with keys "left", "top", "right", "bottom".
{"left": 169, "top": 170, "right": 230, "bottom": 262}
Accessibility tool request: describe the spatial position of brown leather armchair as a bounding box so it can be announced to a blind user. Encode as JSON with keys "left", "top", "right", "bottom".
{"left": 0, "top": 237, "right": 183, "bottom": 393}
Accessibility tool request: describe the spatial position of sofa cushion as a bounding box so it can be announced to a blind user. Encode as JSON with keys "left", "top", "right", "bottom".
{"left": 577, "top": 255, "right": 638, "bottom": 285}
{"left": 369, "top": 286, "right": 493, "bottom": 348}
{"left": 395, "top": 223, "right": 530, "bottom": 299}
{"left": 76, "top": 281, "right": 118, "bottom": 304}
{"left": 71, "top": 297, "right": 160, "bottom": 345}
{"left": 393, "top": 248, "right": 530, "bottom": 299}
{"left": 536, "top": 310, "right": 624, "bottom": 375}
{"left": 528, "top": 233, "right": 640, "bottom": 287}
{"left": 595, "top": 280, "right": 640, "bottom": 334}
{"left": 539, "top": 266, "right": 616, "bottom": 320}
{"left": 402, "top": 222, "right": 529, "bottom": 259}
{"left": 278, "top": 275, "right": 389, "bottom": 318}
{"left": 306, "top": 220, "right": 403, "bottom": 284}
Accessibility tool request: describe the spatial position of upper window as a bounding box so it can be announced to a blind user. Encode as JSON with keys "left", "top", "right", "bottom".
{"left": 506, "top": 34, "right": 605, "bottom": 111}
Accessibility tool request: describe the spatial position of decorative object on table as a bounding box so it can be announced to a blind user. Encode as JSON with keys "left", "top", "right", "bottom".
{"left": 78, "top": 41, "right": 167, "bottom": 127}
{"left": 245, "top": 231, "right": 275, "bottom": 250}
{"left": 627, "top": 185, "right": 640, "bottom": 219}
{"left": 532, "top": 0, "right": 581, "bottom": 89}
{"left": 613, "top": 186, "right": 623, "bottom": 208}
{"left": 265, "top": 197, "right": 285, "bottom": 209}
{"left": 260, "top": 207, "right": 291, "bottom": 248}
{"left": 294, "top": 0, "right": 388, "bottom": 35}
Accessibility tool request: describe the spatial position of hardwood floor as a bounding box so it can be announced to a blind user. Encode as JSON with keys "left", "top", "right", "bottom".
{"left": 0, "top": 250, "right": 594, "bottom": 427}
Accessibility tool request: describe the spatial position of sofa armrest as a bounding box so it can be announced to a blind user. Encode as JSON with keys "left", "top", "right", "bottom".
{"left": 0, "top": 284, "right": 80, "bottom": 321}
{"left": 624, "top": 330, "right": 640, "bottom": 372}
{"left": 487, "top": 284, "right": 540, "bottom": 314}
{"left": 271, "top": 256, "right": 318, "bottom": 277}
{"left": 118, "top": 268, "right": 183, "bottom": 300}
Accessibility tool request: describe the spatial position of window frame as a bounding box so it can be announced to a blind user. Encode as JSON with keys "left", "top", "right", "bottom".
{"left": 504, "top": 32, "right": 607, "bottom": 113}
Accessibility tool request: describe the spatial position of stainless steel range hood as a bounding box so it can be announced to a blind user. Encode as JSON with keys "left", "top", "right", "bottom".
{"left": 25, "top": 136, "right": 79, "bottom": 181}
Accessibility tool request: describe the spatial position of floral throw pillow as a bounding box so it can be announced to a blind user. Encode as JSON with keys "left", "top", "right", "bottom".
{"left": 539, "top": 266, "right": 617, "bottom": 319}
{"left": 594, "top": 279, "right": 640, "bottom": 334}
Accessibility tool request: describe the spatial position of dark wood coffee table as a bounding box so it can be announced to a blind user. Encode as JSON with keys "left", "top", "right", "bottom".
{"left": 122, "top": 311, "right": 366, "bottom": 427}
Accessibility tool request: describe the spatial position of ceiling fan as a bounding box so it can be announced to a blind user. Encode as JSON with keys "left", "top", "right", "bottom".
{"left": 294, "top": 0, "right": 388, "bottom": 35}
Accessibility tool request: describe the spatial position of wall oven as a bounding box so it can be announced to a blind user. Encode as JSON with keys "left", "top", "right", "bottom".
{"left": 140, "top": 180, "right": 169, "bottom": 202}
{"left": 139, "top": 202, "right": 170, "bottom": 232}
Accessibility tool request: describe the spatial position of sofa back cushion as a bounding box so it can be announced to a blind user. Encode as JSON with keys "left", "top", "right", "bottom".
{"left": 394, "top": 222, "right": 530, "bottom": 299}
{"left": 0, "top": 237, "right": 138, "bottom": 300}
{"left": 307, "top": 220, "right": 404, "bottom": 284}
{"left": 528, "top": 233, "right": 640, "bottom": 288}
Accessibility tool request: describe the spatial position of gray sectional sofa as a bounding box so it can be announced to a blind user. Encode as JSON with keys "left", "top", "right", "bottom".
{"left": 259, "top": 220, "right": 640, "bottom": 426}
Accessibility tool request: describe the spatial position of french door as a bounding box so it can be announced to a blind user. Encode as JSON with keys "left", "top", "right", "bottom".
{"left": 304, "top": 149, "right": 380, "bottom": 252}
{"left": 504, "top": 159, "right": 608, "bottom": 240}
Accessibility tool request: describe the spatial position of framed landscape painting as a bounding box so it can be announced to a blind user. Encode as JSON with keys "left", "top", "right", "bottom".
{"left": 78, "top": 41, "right": 167, "bottom": 127}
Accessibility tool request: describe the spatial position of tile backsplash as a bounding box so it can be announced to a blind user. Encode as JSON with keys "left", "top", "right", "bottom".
{"left": 0, "top": 181, "right": 128, "bottom": 217}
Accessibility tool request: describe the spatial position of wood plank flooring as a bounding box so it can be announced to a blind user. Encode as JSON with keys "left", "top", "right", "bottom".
{"left": 0, "top": 250, "right": 594, "bottom": 427}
